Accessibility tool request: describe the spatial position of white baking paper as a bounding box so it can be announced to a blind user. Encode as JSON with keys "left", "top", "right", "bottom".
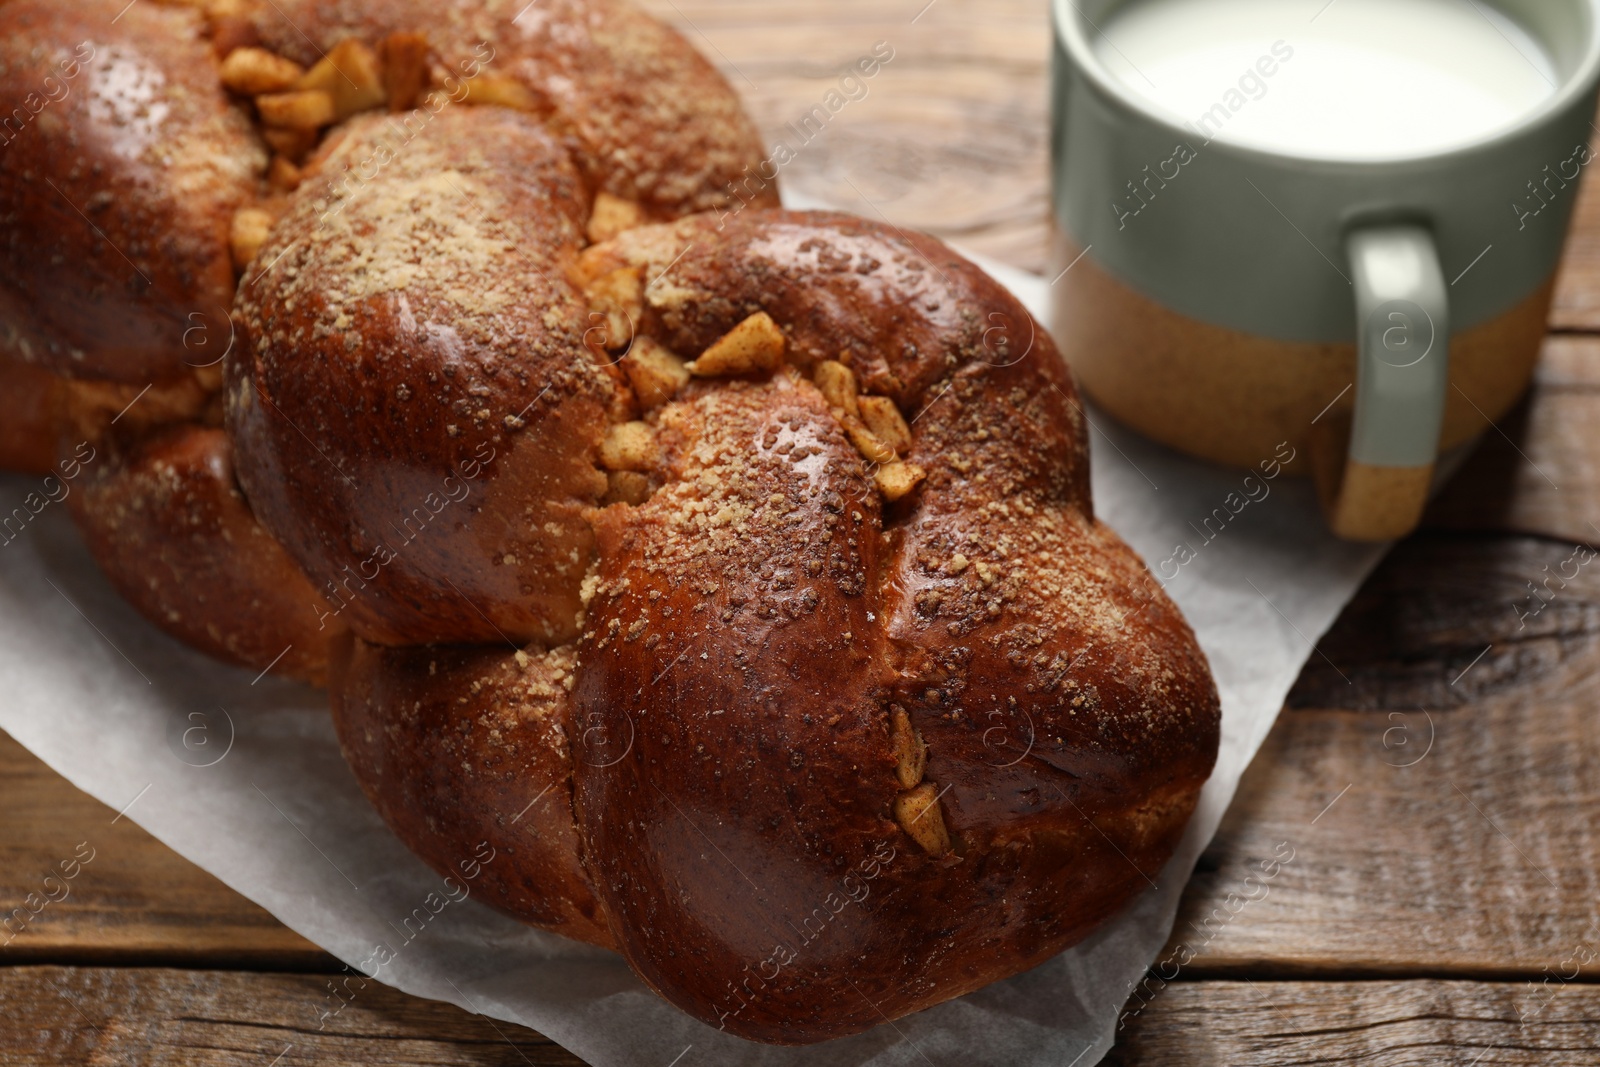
{"left": 0, "top": 243, "right": 1386, "bottom": 1066}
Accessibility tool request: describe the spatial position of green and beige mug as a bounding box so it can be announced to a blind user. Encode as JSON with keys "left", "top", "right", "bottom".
{"left": 1049, "top": 0, "right": 1600, "bottom": 540}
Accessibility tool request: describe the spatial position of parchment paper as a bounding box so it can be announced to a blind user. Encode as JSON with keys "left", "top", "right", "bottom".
{"left": 0, "top": 244, "right": 1387, "bottom": 1066}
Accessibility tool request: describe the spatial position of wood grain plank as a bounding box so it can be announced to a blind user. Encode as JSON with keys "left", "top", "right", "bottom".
{"left": 0, "top": 730, "right": 331, "bottom": 970}
{"left": 1287, "top": 532, "right": 1600, "bottom": 711}
{"left": 0, "top": 966, "right": 581, "bottom": 1066}
{"left": 1167, "top": 533, "right": 1600, "bottom": 977}
{"left": 1424, "top": 337, "right": 1600, "bottom": 546}
{"left": 1109, "top": 979, "right": 1600, "bottom": 1066}
{"left": 7, "top": 968, "right": 1599, "bottom": 1066}
{"left": 1551, "top": 161, "right": 1600, "bottom": 332}
{"left": 638, "top": 0, "right": 1054, "bottom": 271}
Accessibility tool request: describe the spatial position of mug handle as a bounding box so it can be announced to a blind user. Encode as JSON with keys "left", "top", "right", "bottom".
{"left": 1311, "top": 224, "right": 1450, "bottom": 541}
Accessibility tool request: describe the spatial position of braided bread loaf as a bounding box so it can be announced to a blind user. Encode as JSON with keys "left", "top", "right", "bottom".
{"left": 0, "top": 0, "right": 773, "bottom": 681}
{"left": 1, "top": 0, "right": 1220, "bottom": 1045}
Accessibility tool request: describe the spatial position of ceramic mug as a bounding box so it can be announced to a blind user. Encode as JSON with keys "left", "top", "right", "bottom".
{"left": 1049, "top": 0, "right": 1600, "bottom": 540}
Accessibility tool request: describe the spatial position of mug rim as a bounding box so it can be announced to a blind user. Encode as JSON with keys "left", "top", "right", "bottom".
{"left": 1052, "top": 0, "right": 1600, "bottom": 169}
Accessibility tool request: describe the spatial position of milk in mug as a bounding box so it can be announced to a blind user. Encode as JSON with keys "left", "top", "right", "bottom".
{"left": 1093, "top": 0, "right": 1559, "bottom": 159}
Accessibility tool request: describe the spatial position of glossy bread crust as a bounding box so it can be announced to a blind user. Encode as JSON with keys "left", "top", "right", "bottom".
{"left": 309, "top": 209, "right": 1221, "bottom": 1043}
{"left": 229, "top": 106, "right": 624, "bottom": 647}
{"left": 332, "top": 635, "right": 616, "bottom": 948}
{"left": 0, "top": 355, "right": 66, "bottom": 475}
{"left": 246, "top": 0, "right": 774, "bottom": 218}
{"left": 0, "top": 0, "right": 774, "bottom": 684}
{"left": 573, "top": 212, "right": 1218, "bottom": 1041}
{"left": 66, "top": 417, "right": 343, "bottom": 684}
{"left": 0, "top": 0, "right": 263, "bottom": 384}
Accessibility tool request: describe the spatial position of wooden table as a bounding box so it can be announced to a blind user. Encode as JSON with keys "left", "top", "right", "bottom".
{"left": 5, "top": 1, "right": 1600, "bottom": 1062}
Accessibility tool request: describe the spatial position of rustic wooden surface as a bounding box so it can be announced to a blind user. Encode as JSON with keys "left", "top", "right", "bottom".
{"left": 1104, "top": 980, "right": 1600, "bottom": 1066}
{"left": 5, "top": 0, "right": 1600, "bottom": 1063}
{"left": 0, "top": 737, "right": 331, "bottom": 972}
{"left": 0, "top": 966, "right": 584, "bottom": 1066}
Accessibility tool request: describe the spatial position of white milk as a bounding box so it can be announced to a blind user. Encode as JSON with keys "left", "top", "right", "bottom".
{"left": 1092, "top": 0, "right": 1559, "bottom": 159}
